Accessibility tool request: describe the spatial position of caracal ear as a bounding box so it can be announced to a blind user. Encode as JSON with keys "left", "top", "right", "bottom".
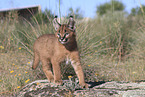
{"left": 68, "top": 15, "right": 76, "bottom": 31}
{"left": 53, "top": 16, "right": 61, "bottom": 31}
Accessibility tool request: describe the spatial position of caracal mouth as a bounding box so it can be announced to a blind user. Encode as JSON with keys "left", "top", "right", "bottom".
{"left": 59, "top": 38, "right": 69, "bottom": 44}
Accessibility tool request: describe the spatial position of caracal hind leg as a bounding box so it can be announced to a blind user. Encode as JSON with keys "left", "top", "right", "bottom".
{"left": 51, "top": 59, "right": 62, "bottom": 85}
{"left": 32, "top": 51, "right": 40, "bottom": 70}
{"left": 41, "top": 58, "right": 54, "bottom": 82}
{"left": 70, "top": 52, "right": 88, "bottom": 88}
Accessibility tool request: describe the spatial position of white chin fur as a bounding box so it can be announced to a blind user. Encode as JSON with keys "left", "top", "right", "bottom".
{"left": 60, "top": 41, "right": 67, "bottom": 44}
{"left": 59, "top": 39, "right": 69, "bottom": 44}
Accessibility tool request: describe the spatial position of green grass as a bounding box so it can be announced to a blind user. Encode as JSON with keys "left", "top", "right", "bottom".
{"left": 0, "top": 11, "right": 145, "bottom": 96}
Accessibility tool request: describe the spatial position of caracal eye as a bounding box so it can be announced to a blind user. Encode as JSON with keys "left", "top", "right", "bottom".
{"left": 57, "top": 33, "right": 61, "bottom": 37}
{"left": 65, "top": 33, "right": 69, "bottom": 36}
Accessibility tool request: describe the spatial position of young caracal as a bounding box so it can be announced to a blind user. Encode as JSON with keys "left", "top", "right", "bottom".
{"left": 32, "top": 16, "right": 88, "bottom": 88}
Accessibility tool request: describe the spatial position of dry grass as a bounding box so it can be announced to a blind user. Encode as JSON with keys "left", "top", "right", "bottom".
{"left": 0, "top": 51, "right": 31, "bottom": 95}
{"left": 0, "top": 51, "right": 46, "bottom": 96}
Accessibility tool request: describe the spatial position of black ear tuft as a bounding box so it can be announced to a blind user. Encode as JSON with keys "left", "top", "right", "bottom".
{"left": 68, "top": 15, "right": 75, "bottom": 31}
{"left": 53, "top": 15, "right": 61, "bottom": 31}
{"left": 54, "top": 15, "right": 58, "bottom": 18}
{"left": 69, "top": 15, "right": 73, "bottom": 18}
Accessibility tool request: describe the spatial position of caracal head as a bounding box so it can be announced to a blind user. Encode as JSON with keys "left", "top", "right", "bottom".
{"left": 53, "top": 16, "right": 76, "bottom": 44}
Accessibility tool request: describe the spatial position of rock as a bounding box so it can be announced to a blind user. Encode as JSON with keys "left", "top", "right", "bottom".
{"left": 15, "top": 80, "right": 145, "bottom": 97}
{"left": 75, "top": 81, "right": 145, "bottom": 97}
{"left": 16, "top": 80, "right": 71, "bottom": 97}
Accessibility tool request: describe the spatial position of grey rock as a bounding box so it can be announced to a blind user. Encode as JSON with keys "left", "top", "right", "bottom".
{"left": 16, "top": 80, "right": 145, "bottom": 97}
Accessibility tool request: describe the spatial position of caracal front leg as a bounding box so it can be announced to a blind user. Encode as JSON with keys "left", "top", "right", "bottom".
{"left": 41, "top": 58, "right": 54, "bottom": 83}
{"left": 51, "top": 59, "right": 62, "bottom": 85}
{"left": 70, "top": 51, "right": 88, "bottom": 88}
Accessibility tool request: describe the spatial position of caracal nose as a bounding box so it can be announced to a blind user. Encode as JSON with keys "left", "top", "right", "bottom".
{"left": 60, "top": 37, "right": 64, "bottom": 41}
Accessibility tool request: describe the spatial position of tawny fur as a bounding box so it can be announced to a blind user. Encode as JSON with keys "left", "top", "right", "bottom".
{"left": 32, "top": 16, "right": 88, "bottom": 88}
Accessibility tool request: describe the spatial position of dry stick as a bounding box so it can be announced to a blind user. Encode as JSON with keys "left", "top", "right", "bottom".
{"left": 59, "top": 0, "right": 61, "bottom": 23}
